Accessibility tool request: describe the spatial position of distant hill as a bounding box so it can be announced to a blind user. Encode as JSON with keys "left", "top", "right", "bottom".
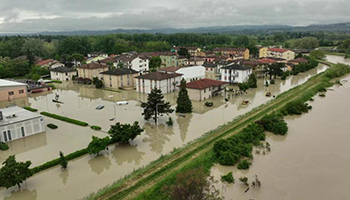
{"left": 3, "top": 22, "right": 350, "bottom": 36}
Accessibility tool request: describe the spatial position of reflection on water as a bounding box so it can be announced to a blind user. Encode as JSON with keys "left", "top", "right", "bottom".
{"left": 59, "top": 169, "right": 69, "bottom": 185}
{"left": 211, "top": 73, "right": 350, "bottom": 200}
{"left": 0, "top": 64, "right": 330, "bottom": 200}
{"left": 3, "top": 189, "right": 37, "bottom": 200}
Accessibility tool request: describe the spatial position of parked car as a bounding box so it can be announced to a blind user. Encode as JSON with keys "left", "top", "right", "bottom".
{"left": 116, "top": 101, "right": 128, "bottom": 105}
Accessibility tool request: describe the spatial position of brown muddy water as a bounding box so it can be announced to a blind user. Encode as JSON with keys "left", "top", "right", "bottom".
{"left": 211, "top": 67, "right": 350, "bottom": 199}
{"left": 0, "top": 64, "right": 328, "bottom": 200}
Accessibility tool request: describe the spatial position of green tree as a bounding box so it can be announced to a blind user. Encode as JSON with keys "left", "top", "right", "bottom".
{"left": 310, "top": 50, "right": 326, "bottom": 60}
{"left": 266, "top": 63, "right": 284, "bottom": 80}
{"left": 149, "top": 56, "right": 162, "bottom": 72}
{"left": 141, "top": 88, "right": 174, "bottom": 123}
{"left": 247, "top": 74, "right": 257, "bottom": 88}
{"left": 108, "top": 122, "right": 144, "bottom": 144}
{"left": 234, "top": 35, "right": 249, "bottom": 47}
{"left": 176, "top": 79, "right": 193, "bottom": 113}
{"left": 92, "top": 77, "right": 104, "bottom": 88}
{"left": 0, "top": 155, "right": 33, "bottom": 189}
{"left": 21, "top": 38, "right": 45, "bottom": 58}
{"left": 87, "top": 136, "right": 110, "bottom": 155}
{"left": 163, "top": 167, "right": 222, "bottom": 200}
{"left": 292, "top": 37, "right": 319, "bottom": 49}
{"left": 59, "top": 151, "right": 68, "bottom": 169}
{"left": 177, "top": 48, "right": 190, "bottom": 58}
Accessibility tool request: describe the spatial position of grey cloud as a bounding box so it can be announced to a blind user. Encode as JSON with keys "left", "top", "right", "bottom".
{"left": 0, "top": 0, "right": 349, "bottom": 33}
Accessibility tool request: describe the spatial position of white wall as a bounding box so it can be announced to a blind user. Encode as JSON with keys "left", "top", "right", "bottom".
{"left": 220, "top": 69, "right": 252, "bottom": 83}
{"left": 0, "top": 117, "right": 45, "bottom": 143}
{"left": 50, "top": 71, "right": 77, "bottom": 81}
{"left": 176, "top": 66, "right": 205, "bottom": 82}
{"left": 131, "top": 57, "right": 149, "bottom": 74}
{"left": 136, "top": 76, "right": 182, "bottom": 94}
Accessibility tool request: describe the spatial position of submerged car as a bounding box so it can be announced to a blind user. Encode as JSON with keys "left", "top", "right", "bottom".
{"left": 96, "top": 105, "right": 105, "bottom": 110}
{"left": 116, "top": 101, "right": 128, "bottom": 105}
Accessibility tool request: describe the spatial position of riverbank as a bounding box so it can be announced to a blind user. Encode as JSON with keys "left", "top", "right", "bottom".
{"left": 87, "top": 62, "right": 350, "bottom": 200}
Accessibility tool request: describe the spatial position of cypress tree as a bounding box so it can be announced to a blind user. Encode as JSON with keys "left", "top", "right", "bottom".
{"left": 59, "top": 151, "right": 68, "bottom": 169}
{"left": 176, "top": 79, "right": 193, "bottom": 113}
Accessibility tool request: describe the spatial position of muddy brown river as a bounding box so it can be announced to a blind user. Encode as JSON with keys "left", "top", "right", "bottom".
{"left": 0, "top": 63, "right": 331, "bottom": 200}
{"left": 211, "top": 56, "right": 350, "bottom": 200}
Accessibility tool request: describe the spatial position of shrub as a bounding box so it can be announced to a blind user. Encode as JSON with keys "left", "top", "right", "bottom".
{"left": 40, "top": 112, "right": 89, "bottom": 126}
{"left": 281, "top": 75, "right": 287, "bottom": 80}
{"left": 221, "top": 172, "right": 235, "bottom": 183}
{"left": 0, "top": 142, "right": 9, "bottom": 151}
{"left": 270, "top": 79, "right": 275, "bottom": 84}
{"left": 91, "top": 125, "right": 102, "bottom": 131}
{"left": 237, "top": 160, "right": 251, "bottom": 170}
{"left": 87, "top": 136, "right": 110, "bottom": 155}
{"left": 248, "top": 74, "right": 257, "bottom": 88}
{"left": 257, "top": 113, "right": 288, "bottom": 135}
{"left": 23, "top": 107, "right": 38, "bottom": 112}
{"left": 238, "top": 82, "right": 250, "bottom": 91}
{"left": 166, "top": 117, "right": 173, "bottom": 126}
{"left": 319, "top": 93, "right": 326, "bottom": 97}
{"left": 47, "top": 123, "right": 58, "bottom": 129}
{"left": 281, "top": 100, "right": 312, "bottom": 115}
{"left": 108, "top": 122, "right": 143, "bottom": 144}
{"left": 239, "top": 177, "right": 249, "bottom": 186}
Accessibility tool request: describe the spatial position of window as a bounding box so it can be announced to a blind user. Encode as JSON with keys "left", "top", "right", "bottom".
{"left": 7, "top": 130, "right": 12, "bottom": 141}
{"left": 21, "top": 127, "right": 25, "bottom": 137}
{"left": 3, "top": 131, "right": 7, "bottom": 142}
{"left": 8, "top": 91, "right": 14, "bottom": 95}
{"left": 204, "top": 89, "right": 206, "bottom": 93}
{"left": 19, "top": 89, "right": 24, "bottom": 94}
{"left": 66, "top": 73, "right": 68, "bottom": 76}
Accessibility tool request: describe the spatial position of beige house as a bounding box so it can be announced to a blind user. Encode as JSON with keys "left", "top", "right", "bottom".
{"left": 100, "top": 68, "right": 139, "bottom": 89}
{"left": 77, "top": 62, "right": 108, "bottom": 80}
{"left": 259, "top": 47, "right": 295, "bottom": 60}
{"left": 185, "top": 79, "right": 227, "bottom": 101}
{"left": 50, "top": 67, "right": 77, "bottom": 82}
{"left": 0, "top": 79, "right": 28, "bottom": 102}
{"left": 213, "top": 48, "right": 250, "bottom": 60}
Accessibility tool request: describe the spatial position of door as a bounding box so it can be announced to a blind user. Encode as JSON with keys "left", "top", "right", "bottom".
{"left": 21, "top": 127, "right": 25, "bottom": 137}
{"left": 7, "top": 130, "right": 12, "bottom": 141}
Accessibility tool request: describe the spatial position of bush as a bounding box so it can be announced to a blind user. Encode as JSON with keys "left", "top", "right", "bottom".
{"left": 281, "top": 100, "right": 312, "bottom": 115}
{"left": 91, "top": 125, "right": 102, "bottom": 131}
{"left": 257, "top": 113, "right": 288, "bottom": 135}
{"left": 238, "top": 82, "right": 250, "bottom": 91}
{"left": 47, "top": 123, "right": 58, "bottom": 129}
{"left": 221, "top": 172, "right": 235, "bottom": 183}
{"left": 166, "top": 117, "right": 173, "bottom": 126}
{"left": 0, "top": 142, "right": 9, "bottom": 151}
{"left": 281, "top": 75, "right": 287, "bottom": 80}
{"left": 40, "top": 112, "right": 89, "bottom": 126}
{"left": 270, "top": 79, "right": 275, "bottom": 84}
{"left": 23, "top": 107, "right": 38, "bottom": 112}
{"left": 108, "top": 122, "right": 143, "bottom": 144}
{"left": 237, "top": 160, "right": 251, "bottom": 170}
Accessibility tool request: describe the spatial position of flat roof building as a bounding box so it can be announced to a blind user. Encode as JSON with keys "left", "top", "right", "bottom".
{"left": 0, "top": 79, "right": 28, "bottom": 102}
{"left": 0, "top": 106, "right": 45, "bottom": 143}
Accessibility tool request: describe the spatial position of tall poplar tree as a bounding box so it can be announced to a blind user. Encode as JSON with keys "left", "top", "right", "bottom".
{"left": 176, "top": 79, "right": 193, "bottom": 113}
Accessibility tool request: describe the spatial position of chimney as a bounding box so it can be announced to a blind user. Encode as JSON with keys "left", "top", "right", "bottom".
{"left": 0, "top": 111, "right": 3, "bottom": 121}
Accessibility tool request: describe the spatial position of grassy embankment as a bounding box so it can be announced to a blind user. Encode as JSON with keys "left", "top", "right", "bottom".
{"left": 85, "top": 62, "right": 350, "bottom": 200}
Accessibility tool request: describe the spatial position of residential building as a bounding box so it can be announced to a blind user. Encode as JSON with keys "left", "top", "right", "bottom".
{"left": 87, "top": 52, "right": 108, "bottom": 58}
{"left": 171, "top": 46, "right": 202, "bottom": 56}
{"left": 178, "top": 56, "right": 188, "bottom": 67}
{"left": 50, "top": 67, "right": 77, "bottom": 82}
{"left": 259, "top": 47, "right": 295, "bottom": 60}
{"left": 160, "top": 52, "right": 179, "bottom": 67}
{"left": 115, "top": 54, "right": 149, "bottom": 74}
{"left": 0, "top": 79, "right": 28, "bottom": 102}
{"left": 203, "top": 63, "right": 220, "bottom": 80}
{"left": 221, "top": 64, "right": 253, "bottom": 83}
{"left": 77, "top": 62, "right": 109, "bottom": 80}
{"left": 158, "top": 65, "right": 206, "bottom": 83}
{"left": 185, "top": 79, "right": 227, "bottom": 101}
{"left": 213, "top": 48, "right": 250, "bottom": 60}
{"left": 86, "top": 56, "right": 109, "bottom": 64}
{"left": 0, "top": 106, "right": 45, "bottom": 143}
{"left": 135, "top": 72, "right": 182, "bottom": 94}
{"left": 100, "top": 68, "right": 138, "bottom": 89}
{"left": 36, "top": 59, "right": 64, "bottom": 69}
{"left": 184, "top": 57, "right": 205, "bottom": 66}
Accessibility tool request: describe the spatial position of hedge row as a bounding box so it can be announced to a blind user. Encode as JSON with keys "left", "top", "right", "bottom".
{"left": 40, "top": 112, "right": 89, "bottom": 126}
{"left": 91, "top": 125, "right": 102, "bottom": 131}
{"left": 31, "top": 148, "right": 88, "bottom": 174}
{"left": 23, "top": 107, "right": 38, "bottom": 112}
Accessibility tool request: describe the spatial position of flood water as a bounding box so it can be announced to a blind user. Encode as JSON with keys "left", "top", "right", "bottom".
{"left": 0, "top": 64, "right": 328, "bottom": 200}
{"left": 211, "top": 57, "right": 350, "bottom": 200}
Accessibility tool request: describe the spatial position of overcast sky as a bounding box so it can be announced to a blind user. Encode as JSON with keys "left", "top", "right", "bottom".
{"left": 0, "top": 0, "right": 349, "bottom": 33}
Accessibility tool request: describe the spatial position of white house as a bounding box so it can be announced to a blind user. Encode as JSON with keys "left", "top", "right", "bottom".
{"left": 135, "top": 72, "right": 182, "bottom": 94}
{"left": 158, "top": 65, "right": 206, "bottom": 83}
{"left": 221, "top": 64, "right": 253, "bottom": 83}
{"left": 50, "top": 67, "right": 77, "bottom": 82}
{"left": 115, "top": 54, "right": 149, "bottom": 74}
{"left": 0, "top": 106, "right": 45, "bottom": 143}
{"left": 87, "top": 52, "right": 108, "bottom": 58}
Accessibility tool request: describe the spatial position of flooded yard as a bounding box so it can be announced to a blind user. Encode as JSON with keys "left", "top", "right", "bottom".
{"left": 211, "top": 68, "right": 350, "bottom": 199}
{"left": 0, "top": 64, "right": 329, "bottom": 200}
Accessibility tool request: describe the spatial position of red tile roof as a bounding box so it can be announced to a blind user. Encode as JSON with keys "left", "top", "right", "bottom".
{"left": 37, "top": 59, "right": 55, "bottom": 66}
{"left": 258, "top": 58, "right": 277, "bottom": 64}
{"left": 268, "top": 48, "right": 289, "bottom": 53}
{"left": 290, "top": 57, "right": 308, "bottom": 63}
{"left": 77, "top": 62, "right": 108, "bottom": 69}
{"left": 186, "top": 79, "right": 227, "bottom": 90}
